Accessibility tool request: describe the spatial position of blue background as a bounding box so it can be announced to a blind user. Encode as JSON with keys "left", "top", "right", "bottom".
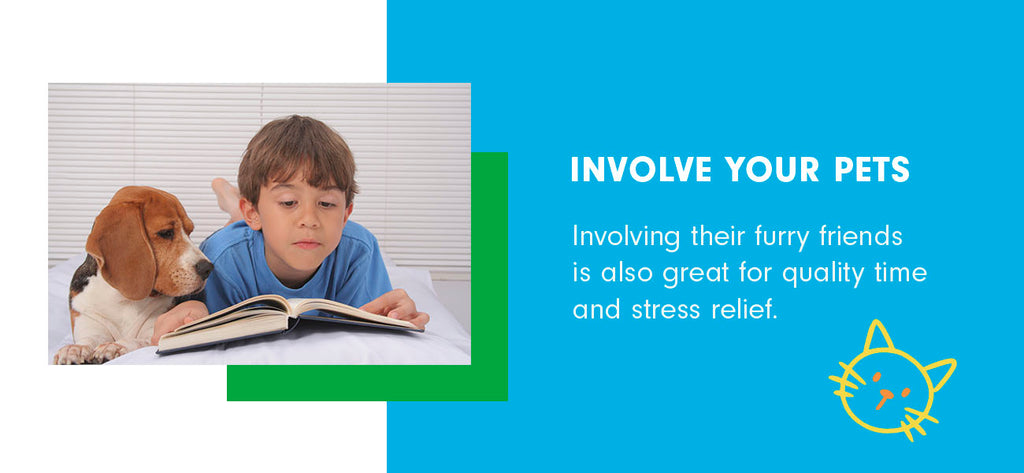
{"left": 388, "top": 2, "right": 1020, "bottom": 470}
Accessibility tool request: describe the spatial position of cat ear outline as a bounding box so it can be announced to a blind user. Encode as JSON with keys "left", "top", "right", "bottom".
{"left": 924, "top": 359, "right": 956, "bottom": 392}
{"left": 863, "top": 319, "right": 895, "bottom": 352}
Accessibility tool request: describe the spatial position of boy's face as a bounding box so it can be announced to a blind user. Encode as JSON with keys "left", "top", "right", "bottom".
{"left": 240, "top": 175, "right": 352, "bottom": 288}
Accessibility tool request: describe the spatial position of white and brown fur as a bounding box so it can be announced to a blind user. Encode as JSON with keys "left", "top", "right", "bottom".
{"left": 54, "top": 186, "right": 213, "bottom": 364}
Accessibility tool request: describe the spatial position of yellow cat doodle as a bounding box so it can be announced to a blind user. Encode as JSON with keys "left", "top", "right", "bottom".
{"left": 830, "top": 319, "right": 956, "bottom": 442}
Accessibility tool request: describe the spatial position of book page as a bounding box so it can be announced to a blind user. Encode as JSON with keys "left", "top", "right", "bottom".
{"left": 172, "top": 307, "right": 289, "bottom": 335}
{"left": 288, "top": 298, "right": 418, "bottom": 330}
{"left": 173, "top": 294, "right": 291, "bottom": 333}
{"left": 158, "top": 313, "right": 290, "bottom": 352}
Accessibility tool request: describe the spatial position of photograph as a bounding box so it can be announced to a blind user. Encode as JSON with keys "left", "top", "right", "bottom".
{"left": 47, "top": 83, "right": 471, "bottom": 365}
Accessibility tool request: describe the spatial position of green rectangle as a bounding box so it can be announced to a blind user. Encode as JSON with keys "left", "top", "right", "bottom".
{"left": 226, "top": 152, "right": 508, "bottom": 401}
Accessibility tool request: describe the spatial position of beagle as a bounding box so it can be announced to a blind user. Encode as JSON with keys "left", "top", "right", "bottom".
{"left": 54, "top": 186, "right": 213, "bottom": 364}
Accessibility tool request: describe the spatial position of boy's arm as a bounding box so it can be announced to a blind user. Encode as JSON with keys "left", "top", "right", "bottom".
{"left": 360, "top": 288, "right": 430, "bottom": 330}
{"left": 150, "top": 300, "right": 209, "bottom": 345}
{"left": 149, "top": 263, "right": 247, "bottom": 344}
{"left": 338, "top": 227, "right": 427, "bottom": 328}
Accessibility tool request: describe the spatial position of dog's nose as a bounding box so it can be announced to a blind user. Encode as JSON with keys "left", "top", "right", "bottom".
{"left": 195, "top": 260, "right": 214, "bottom": 280}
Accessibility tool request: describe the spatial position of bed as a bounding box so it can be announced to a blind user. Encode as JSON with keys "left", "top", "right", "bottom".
{"left": 47, "top": 252, "right": 471, "bottom": 365}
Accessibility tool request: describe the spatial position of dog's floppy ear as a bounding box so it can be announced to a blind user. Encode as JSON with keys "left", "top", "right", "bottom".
{"left": 85, "top": 201, "right": 156, "bottom": 300}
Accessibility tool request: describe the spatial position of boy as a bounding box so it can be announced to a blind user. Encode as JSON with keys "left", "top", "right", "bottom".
{"left": 150, "top": 115, "right": 428, "bottom": 344}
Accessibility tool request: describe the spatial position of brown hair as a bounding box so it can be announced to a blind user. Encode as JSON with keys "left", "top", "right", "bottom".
{"left": 238, "top": 115, "right": 358, "bottom": 206}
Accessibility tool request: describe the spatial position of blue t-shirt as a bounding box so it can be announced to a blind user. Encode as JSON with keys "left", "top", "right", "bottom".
{"left": 198, "top": 220, "right": 392, "bottom": 314}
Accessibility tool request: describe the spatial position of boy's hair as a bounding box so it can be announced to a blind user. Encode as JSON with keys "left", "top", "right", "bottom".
{"left": 238, "top": 115, "right": 359, "bottom": 206}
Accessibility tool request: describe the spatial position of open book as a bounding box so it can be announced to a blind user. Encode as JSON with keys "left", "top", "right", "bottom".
{"left": 156, "top": 294, "right": 423, "bottom": 355}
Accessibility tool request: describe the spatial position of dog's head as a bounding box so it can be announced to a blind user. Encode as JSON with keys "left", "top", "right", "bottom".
{"left": 85, "top": 186, "right": 213, "bottom": 300}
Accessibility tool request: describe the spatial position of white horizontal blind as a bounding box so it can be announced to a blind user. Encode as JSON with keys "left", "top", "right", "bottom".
{"left": 48, "top": 83, "right": 471, "bottom": 280}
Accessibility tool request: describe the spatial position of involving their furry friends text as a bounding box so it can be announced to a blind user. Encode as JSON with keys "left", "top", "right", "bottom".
{"left": 569, "top": 223, "right": 926, "bottom": 321}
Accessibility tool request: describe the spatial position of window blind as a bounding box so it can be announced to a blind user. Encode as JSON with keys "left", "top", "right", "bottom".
{"left": 48, "top": 83, "right": 471, "bottom": 280}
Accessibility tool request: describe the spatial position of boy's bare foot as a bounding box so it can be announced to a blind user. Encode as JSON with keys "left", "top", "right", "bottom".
{"left": 212, "top": 178, "right": 243, "bottom": 224}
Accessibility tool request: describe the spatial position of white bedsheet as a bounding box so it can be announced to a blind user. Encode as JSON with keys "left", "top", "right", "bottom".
{"left": 47, "top": 253, "right": 471, "bottom": 365}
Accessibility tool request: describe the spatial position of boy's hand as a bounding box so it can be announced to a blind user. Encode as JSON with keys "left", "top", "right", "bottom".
{"left": 150, "top": 300, "right": 209, "bottom": 346}
{"left": 360, "top": 289, "right": 430, "bottom": 330}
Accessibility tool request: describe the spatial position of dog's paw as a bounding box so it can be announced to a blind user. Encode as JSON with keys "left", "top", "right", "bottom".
{"left": 54, "top": 344, "right": 95, "bottom": 365}
{"left": 89, "top": 342, "right": 128, "bottom": 364}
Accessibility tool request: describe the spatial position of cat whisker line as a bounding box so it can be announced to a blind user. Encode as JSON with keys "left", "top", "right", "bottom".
{"left": 904, "top": 407, "right": 938, "bottom": 424}
{"left": 904, "top": 415, "right": 928, "bottom": 436}
{"left": 828, "top": 375, "right": 860, "bottom": 391}
{"left": 900, "top": 421, "right": 915, "bottom": 442}
{"left": 838, "top": 362, "right": 866, "bottom": 385}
